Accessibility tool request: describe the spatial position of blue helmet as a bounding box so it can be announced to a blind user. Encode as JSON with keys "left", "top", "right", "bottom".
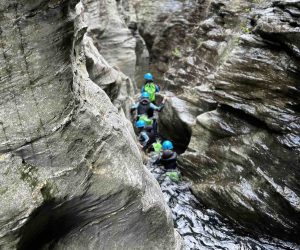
{"left": 162, "top": 140, "right": 173, "bottom": 150}
{"left": 135, "top": 120, "right": 146, "bottom": 128}
{"left": 141, "top": 92, "right": 150, "bottom": 99}
{"left": 144, "top": 73, "right": 153, "bottom": 81}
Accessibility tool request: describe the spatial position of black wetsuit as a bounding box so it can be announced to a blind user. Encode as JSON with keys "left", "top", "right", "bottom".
{"left": 137, "top": 99, "right": 151, "bottom": 117}
{"left": 159, "top": 150, "right": 178, "bottom": 170}
{"left": 139, "top": 126, "right": 156, "bottom": 150}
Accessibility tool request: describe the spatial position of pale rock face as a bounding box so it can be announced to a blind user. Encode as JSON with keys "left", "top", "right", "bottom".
{"left": 136, "top": 0, "right": 300, "bottom": 242}
{"left": 0, "top": 1, "right": 182, "bottom": 249}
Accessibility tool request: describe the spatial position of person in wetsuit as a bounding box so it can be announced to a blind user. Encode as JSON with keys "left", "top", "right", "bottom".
{"left": 155, "top": 140, "right": 180, "bottom": 182}
{"left": 135, "top": 120, "right": 156, "bottom": 151}
{"left": 141, "top": 73, "right": 160, "bottom": 118}
{"left": 131, "top": 92, "right": 163, "bottom": 137}
{"left": 131, "top": 92, "right": 163, "bottom": 120}
{"left": 156, "top": 140, "right": 178, "bottom": 170}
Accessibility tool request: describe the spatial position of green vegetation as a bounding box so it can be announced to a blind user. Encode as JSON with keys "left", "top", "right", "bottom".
{"left": 240, "top": 22, "right": 252, "bottom": 34}
{"left": 0, "top": 187, "right": 8, "bottom": 195}
{"left": 40, "top": 183, "right": 56, "bottom": 201}
{"left": 197, "top": 40, "right": 204, "bottom": 49}
{"left": 19, "top": 162, "right": 57, "bottom": 201}
{"left": 172, "top": 47, "right": 182, "bottom": 58}
{"left": 243, "top": 7, "right": 251, "bottom": 13}
{"left": 20, "top": 163, "right": 39, "bottom": 190}
{"left": 252, "top": 0, "right": 263, "bottom": 4}
{"left": 233, "top": 36, "right": 241, "bottom": 46}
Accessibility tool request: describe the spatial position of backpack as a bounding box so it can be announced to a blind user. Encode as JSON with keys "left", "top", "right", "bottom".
{"left": 144, "top": 83, "right": 156, "bottom": 102}
{"left": 166, "top": 171, "right": 181, "bottom": 182}
{"left": 152, "top": 141, "right": 162, "bottom": 152}
{"left": 139, "top": 115, "right": 153, "bottom": 126}
{"left": 137, "top": 99, "right": 150, "bottom": 115}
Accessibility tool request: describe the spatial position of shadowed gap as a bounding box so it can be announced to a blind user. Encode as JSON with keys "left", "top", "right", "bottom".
{"left": 17, "top": 190, "right": 132, "bottom": 250}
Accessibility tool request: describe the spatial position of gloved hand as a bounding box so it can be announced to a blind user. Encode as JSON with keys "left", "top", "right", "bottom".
{"left": 159, "top": 104, "right": 164, "bottom": 111}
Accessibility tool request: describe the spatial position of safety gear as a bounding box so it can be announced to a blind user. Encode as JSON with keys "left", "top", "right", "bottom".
{"left": 162, "top": 140, "right": 173, "bottom": 150}
{"left": 144, "top": 83, "right": 156, "bottom": 102}
{"left": 152, "top": 141, "right": 162, "bottom": 153}
{"left": 137, "top": 99, "right": 150, "bottom": 116}
{"left": 144, "top": 73, "right": 153, "bottom": 81}
{"left": 166, "top": 171, "right": 180, "bottom": 182}
{"left": 141, "top": 92, "right": 150, "bottom": 99}
{"left": 135, "top": 120, "right": 145, "bottom": 128}
{"left": 160, "top": 150, "right": 177, "bottom": 169}
{"left": 139, "top": 115, "right": 153, "bottom": 126}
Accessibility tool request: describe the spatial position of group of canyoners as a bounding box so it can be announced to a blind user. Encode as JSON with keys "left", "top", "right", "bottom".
{"left": 131, "top": 73, "right": 180, "bottom": 182}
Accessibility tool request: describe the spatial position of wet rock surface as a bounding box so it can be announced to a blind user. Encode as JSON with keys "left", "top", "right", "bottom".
{"left": 148, "top": 154, "right": 300, "bottom": 250}
{"left": 0, "top": 1, "right": 181, "bottom": 249}
{"left": 1, "top": 0, "right": 300, "bottom": 248}
{"left": 121, "top": 0, "right": 206, "bottom": 78}
{"left": 140, "top": 0, "right": 300, "bottom": 243}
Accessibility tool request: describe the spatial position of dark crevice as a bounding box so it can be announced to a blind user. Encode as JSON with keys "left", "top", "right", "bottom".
{"left": 256, "top": 30, "right": 300, "bottom": 60}
{"left": 158, "top": 117, "right": 192, "bottom": 154}
{"left": 218, "top": 104, "right": 283, "bottom": 134}
{"left": 287, "top": 103, "right": 300, "bottom": 113}
{"left": 17, "top": 190, "right": 134, "bottom": 250}
{"left": 85, "top": 56, "right": 119, "bottom": 102}
{"left": 137, "top": 27, "right": 155, "bottom": 60}
{"left": 17, "top": 198, "right": 86, "bottom": 250}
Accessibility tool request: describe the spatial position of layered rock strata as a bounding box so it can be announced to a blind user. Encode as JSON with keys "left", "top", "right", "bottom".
{"left": 0, "top": 1, "right": 181, "bottom": 249}
{"left": 136, "top": 0, "right": 300, "bottom": 242}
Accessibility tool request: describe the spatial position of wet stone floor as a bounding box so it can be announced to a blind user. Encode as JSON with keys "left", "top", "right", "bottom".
{"left": 147, "top": 153, "right": 300, "bottom": 250}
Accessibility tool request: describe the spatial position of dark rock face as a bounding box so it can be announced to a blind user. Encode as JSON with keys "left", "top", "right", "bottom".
{"left": 0, "top": 1, "right": 182, "bottom": 249}
{"left": 122, "top": 0, "right": 206, "bottom": 76}
{"left": 148, "top": 153, "right": 299, "bottom": 249}
{"left": 134, "top": 0, "right": 300, "bottom": 242}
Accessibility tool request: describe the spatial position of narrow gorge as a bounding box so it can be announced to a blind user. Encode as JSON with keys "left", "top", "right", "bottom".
{"left": 0, "top": 0, "right": 299, "bottom": 249}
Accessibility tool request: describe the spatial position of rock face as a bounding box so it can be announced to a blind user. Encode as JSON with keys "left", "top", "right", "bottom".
{"left": 138, "top": 0, "right": 300, "bottom": 243}
{"left": 0, "top": 1, "right": 181, "bottom": 249}
{"left": 120, "top": 0, "right": 206, "bottom": 81}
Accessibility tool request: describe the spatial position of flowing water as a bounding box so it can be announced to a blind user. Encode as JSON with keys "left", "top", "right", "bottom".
{"left": 147, "top": 153, "right": 300, "bottom": 250}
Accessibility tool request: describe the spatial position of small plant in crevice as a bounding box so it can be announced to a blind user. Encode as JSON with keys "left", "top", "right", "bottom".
{"left": 243, "top": 7, "right": 251, "bottom": 14}
{"left": 240, "top": 22, "right": 252, "bottom": 34}
{"left": 234, "top": 36, "right": 241, "bottom": 46}
{"left": 197, "top": 39, "right": 204, "bottom": 50}
{"left": 20, "top": 162, "right": 39, "bottom": 190}
{"left": 252, "top": 0, "right": 263, "bottom": 4}
{"left": 172, "top": 47, "right": 182, "bottom": 58}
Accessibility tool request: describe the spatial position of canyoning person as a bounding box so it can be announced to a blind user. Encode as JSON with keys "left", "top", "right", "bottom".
{"left": 135, "top": 120, "right": 156, "bottom": 151}
{"left": 155, "top": 140, "right": 180, "bottom": 182}
{"left": 131, "top": 92, "right": 163, "bottom": 120}
{"left": 141, "top": 73, "right": 160, "bottom": 104}
{"left": 131, "top": 92, "right": 163, "bottom": 137}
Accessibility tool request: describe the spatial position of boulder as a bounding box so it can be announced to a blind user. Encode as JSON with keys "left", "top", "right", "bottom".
{"left": 0, "top": 1, "right": 182, "bottom": 249}
{"left": 156, "top": 0, "right": 300, "bottom": 242}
